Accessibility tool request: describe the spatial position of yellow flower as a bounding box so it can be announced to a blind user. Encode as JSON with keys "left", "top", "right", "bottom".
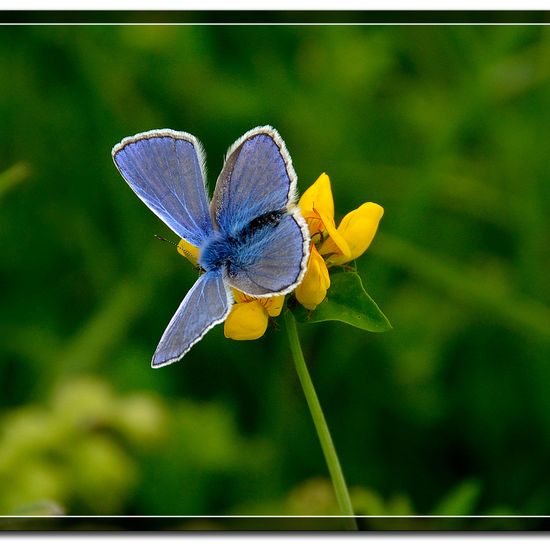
{"left": 296, "top": 173, "right": 383, "bottom": 309}
{"left": 224, "top": 290, "right": 284, "bottom": 340}
{"left": 294, "top": 244, "right": 330, "bottom": 310}
{"left": 176, "top": 169, "right": 384, "bottom": 320}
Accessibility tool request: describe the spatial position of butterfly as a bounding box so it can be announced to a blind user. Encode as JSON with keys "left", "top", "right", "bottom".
{"left": 112, "top": 126, "right": 310, "bottom": 368}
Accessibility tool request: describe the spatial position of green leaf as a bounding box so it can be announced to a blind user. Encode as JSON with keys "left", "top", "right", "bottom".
{"left": 294, "top": 270, "right": 392, "bottom": 332}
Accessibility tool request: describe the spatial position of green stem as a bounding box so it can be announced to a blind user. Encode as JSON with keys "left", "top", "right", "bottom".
{"left": 284, "top": 310, "right": 358, "bottom": 530}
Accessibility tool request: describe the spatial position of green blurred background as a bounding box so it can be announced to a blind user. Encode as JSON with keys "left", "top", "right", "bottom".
{"left": 1, "top": 24, "right": 550, "bottom": 527}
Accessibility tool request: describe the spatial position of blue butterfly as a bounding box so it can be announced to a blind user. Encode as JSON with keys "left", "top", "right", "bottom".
{"left": 112, "top": 126, "right": 310, "bottom": 368}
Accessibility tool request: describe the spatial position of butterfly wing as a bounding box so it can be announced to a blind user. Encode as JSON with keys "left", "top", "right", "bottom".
{"left": 112, "top": 129, "right": 212, "bottom": 247}
{"left": 211, "top": 126, "right": 297, "bottom": 235}
{"left": 152, "top": 270, "right": 232, "bottom": 368}
{"left": 211, "top": 126, "right": 310, "bottom": 296}
{"left": 225, "top": 207, "right": 310, "bottom": 297}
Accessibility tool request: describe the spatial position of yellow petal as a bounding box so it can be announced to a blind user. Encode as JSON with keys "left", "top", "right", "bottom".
{"left": 321, "top": 202, "right": 384, "bottom": 266}
{"left": 264, "top": 294, "right": 285, "bottom": 317}
{"left": 298, "top": 173, "right": 334, "bottom": 222}
{"left": 299, "top": 174, "right": 351, "bottom": 257}
{"left": 300, "top": 209, "right": 324, "bottom": 239}
{"left": 224, "top": 301, "right": 268, "bottom": 340}
{"left": 317, "top": 207, "right": 351, "bottom": 259}
{"left": 232, "top": 288, "right": 249, "bottom": 303}
{"left": 231, "top": 288, "right": 283, "bottom": 317}
{"left": 295, "top": 245, "right": 330, "bottom": 310}
{"left": 177, "top": 239, "right": 200, "bottom": 267}
{"left": 231, "top": 287, "right": 284, "bottom": 318}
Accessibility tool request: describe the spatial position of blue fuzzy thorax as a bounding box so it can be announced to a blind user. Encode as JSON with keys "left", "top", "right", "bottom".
{"left": 199, "top": 208, "right": 286, "bottom": 276}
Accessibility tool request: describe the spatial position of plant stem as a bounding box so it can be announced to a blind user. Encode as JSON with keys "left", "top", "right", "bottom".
{"left": 284, "top": 310, "right": 358, "bottom": 530}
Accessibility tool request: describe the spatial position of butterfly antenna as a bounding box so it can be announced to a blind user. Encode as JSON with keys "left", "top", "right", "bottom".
{"left": 154, "top": 234, "right": 197, "bottom": 264}
{"left": 154, "top": 234, "right": 178, "bottom": 247}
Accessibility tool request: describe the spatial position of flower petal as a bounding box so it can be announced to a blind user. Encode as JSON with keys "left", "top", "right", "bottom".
{"left": 295, "top": 245, "right": 330, "bottom": 310}
{"left": 177, "top": 239, "right": 200, "bottom": 267}
{"left": 224, "top": 301, "right": 269, "bottom": 340}
{"left": 321, "top": 202, "right": 384, "bottom": 265}
{"left": 299, "top": 174, "right": 351, "bottom": 257}
{"left": 232, "top": 288, "right": 249, "bottom": 304}
{"left": 300, "top": 209, "right": 324, "bottom": 239}
{"left": 317, "top": 207, "right": 351, "bottom": 259}
{"left": 264, "top": 295, "right": 285, "bottom": 317}
{"left": 298, "top": 173, "right": 334, "bottom": 222}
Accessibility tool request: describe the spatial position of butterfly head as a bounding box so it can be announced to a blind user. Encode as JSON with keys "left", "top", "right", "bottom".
{"left": 199, "top": 233, "right": 233, "bottom": 272}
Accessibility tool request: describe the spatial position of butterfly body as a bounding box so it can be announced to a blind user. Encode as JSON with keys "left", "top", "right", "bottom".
{"left": 112, "top": 126, "right": 310, "bottom": 367}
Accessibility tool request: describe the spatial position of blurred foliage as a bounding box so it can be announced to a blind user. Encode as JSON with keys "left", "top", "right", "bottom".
{"left": 1, "top": 24, "right": 550, "bottom": 525}
{"left": 0, "top": 377, "right": 158, "bottom": 514}
{"left": 234, "top": 476, "right": 520, "bottom": 530}
{"left": 0, "top": 376, "right": 275, "bottom": 516}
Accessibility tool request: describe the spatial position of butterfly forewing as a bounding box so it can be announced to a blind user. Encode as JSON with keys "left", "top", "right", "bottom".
{"left": 112, "top": 130, "right": 212, "bottom": 247}
{"left": 211, "top": 126, "right": 297, "bottom": 235}
{"left": 152, "top": 270, "right": 232, "bottom": 368}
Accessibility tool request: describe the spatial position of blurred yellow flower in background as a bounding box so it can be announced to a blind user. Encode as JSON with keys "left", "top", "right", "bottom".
{"left": 296, "top": 173, "right": 383, "bottom": 309}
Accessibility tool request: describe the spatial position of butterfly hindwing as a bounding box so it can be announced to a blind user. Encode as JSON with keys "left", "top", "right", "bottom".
{"left": 224, "top": 207, "right": 310, "bottom": 297}
{"left": 152, "top": 270, "right": 233, "bottom": 368}
{"left": 112, "top": 129, "right": 212, "bottom": 247}
{"left": 211, "top": 126, "right": 297, "bottom": 235}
